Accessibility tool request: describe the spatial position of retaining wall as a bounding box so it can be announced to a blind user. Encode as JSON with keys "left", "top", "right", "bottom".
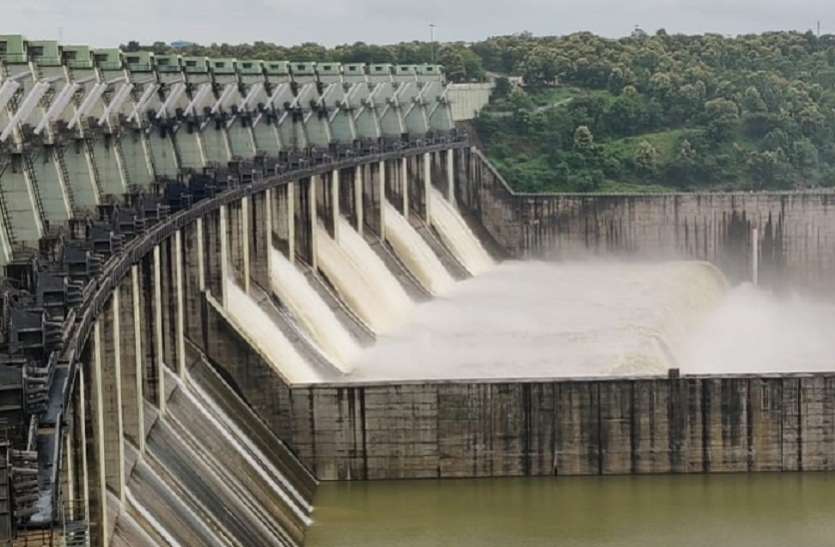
{"left": 287, "top": 372, "right": 835, "bottom": 480}
{"left": 464, "top": 149, "right": 835, "bottom": 291}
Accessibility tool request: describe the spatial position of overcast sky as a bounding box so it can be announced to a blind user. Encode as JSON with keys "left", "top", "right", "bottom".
{"left": 4, "top": 0, "right": 833, "bottom": 48}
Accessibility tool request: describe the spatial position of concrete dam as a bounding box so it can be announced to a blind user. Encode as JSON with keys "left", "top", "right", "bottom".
{"left": 1, "top": 34, "right": 835, "bottom": 546}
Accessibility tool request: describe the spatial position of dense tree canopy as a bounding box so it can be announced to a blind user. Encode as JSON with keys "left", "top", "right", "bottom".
{"left": 471, "top": 30, "right": 835, "bottom": 192}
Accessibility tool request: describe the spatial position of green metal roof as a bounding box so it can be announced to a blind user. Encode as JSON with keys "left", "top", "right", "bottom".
{"left": 290, "top": 62, "right": 316, "bottom": 75}
{"left": 61, "top": 46, "right": 94, "bottom": 69}
{"left": 27, "top": 41, "right": 62, "bottom": 67}
{"left": 155, "top": 54, "right": 183, "bottom": 73}
{"left": 182, "top": 56, "right": 209, "bottom": 74}
{"left": 416, "top": 64, "right": 442, "bottom": 75}
{"left": 343, "top": 63, "right": 367, "bottom": 74}
{"left": 0, "top": 35, "right": 28, "bottom": 64}
{"left": 263, "top": 61, "right": 290, "bottom": 75}
{"left": 93, "top": 49, "right": 123, "bottom": 71}
{"left": 238, "top": 59, "right": 264, "bottom": 75}
{"left": 209, "top": 58, "right": 237, "bottom": 75}
{"left": 124, "top": 51, "right": 154, "bottom": 72}
{"left": 316, "top": 62, "right": 341, "bottom": 75}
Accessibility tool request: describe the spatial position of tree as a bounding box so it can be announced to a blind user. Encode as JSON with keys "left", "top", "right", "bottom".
{"left": 666, "top": 139, "right": 700, "bottom": 187}
{"left": 705, "top": 98, "right": 741, "bottom": 141}
{"left": 748, "top": 148, "right": 792, "bottom": 189}
{"left": 742, "top": 86, "right": 767, "bottom": 113}
{"left": 520, "top": 47, "right": 558, "bottom": 88}
{"left": 791, "top": 138, "right": 819, "bottom": 177}
{"left": 493, "top": 77, "right": 513, "bottom": 99}
{"left": 606, "top": 95, "right": 645, "bottom": 136}
{"left": 635, "top": 140, "right": 660, "bottom": 176}
{"left": 574, "top": 126, "right": 594, "bottom": 150}
{"left": 608, "top": 67, "right": 626, "bottom": 95}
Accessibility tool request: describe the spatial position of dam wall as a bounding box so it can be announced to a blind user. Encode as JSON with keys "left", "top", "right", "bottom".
{"left": 288, "top": 371, "right": 830, "bottom": 480}
{"left": 464, "top": 148, "right": 835, "bottom": 291}
{"left": 448, "top": 83, "right": 494, "bottom": 121}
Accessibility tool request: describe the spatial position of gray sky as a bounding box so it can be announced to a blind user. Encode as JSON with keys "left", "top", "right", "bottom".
{"left": 3, "top": 0, "right": 833, "bottom": 48}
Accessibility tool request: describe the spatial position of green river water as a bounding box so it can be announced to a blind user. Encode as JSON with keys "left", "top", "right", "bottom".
{"left": 306, "top": 473, "right": 835, "bottom": 546}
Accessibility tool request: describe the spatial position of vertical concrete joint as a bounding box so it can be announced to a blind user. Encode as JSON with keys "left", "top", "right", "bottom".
{"left": 219, "top": 205, "right": 230, "bottom": 306}
{"left": 354, "top": 165, "right": 364, "bottom": 235}
{"left": 446, "top": 148, "right": 455, "bottom": 205}
{"left": 287, "top": 182, "right": 296, "bottom": 263}
{"left": 91, "top": 321, "right": 109, "bottom": 547}
{"left": 175, "top": 230, "right": 186, "bottom": 377}
{"left": 196, "top": 217, "right": 206, "bottom": 292}
{"left": 130, "top": 266, "right": 145, "bottom": 453}
{"left": 401, "top": 156, "right": 409, "bottom": 217}
{"left": 331, "top": 169, "right": 341, "bottom": 243}
{"left": 309, "top": 177, "right": 318, "bottom": 270}
{"left": 153, "top": 245, "right": 166, "bottom": 413}
{"left": 423, "top": 152, "right": 432, "bottom": 224}
{"left": 379, "top": 160, "right": 387, "bottom": 240}
{"left": 265, "top": 188, "right": 274, "bottom": 276}
{"left": 241, "top": 197, "right": 251, "bottom": 292}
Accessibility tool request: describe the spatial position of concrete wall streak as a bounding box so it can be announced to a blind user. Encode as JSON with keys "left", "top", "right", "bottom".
{"left": 89, "top": 322, "right": 109, "bottom": 546}
{"left": 152, "top": 245, "right": 166, "bottom": 412}
{"left": 448, "top": 83, "right": 493, "bottom": 121}
{"left": 103, "top": 295, "right": 125, "bottom": 501}
{"left": 290, "top": 373, "right": 835, "bottom": 480}
{"left": 120, "top": 267, "right": 144, "bottom": 452}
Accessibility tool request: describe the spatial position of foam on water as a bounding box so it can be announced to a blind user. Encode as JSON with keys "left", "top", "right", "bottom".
{"left": 383, "top": 200, "right": 456, "bottom": 295}
{"left": 429, "top": 186, "right": 495, "bottom": 276}
{"left": 270, "top": 248, "right": 360, "bottom": 372}
{"left": 679, "top": 283, "right": 835, "bottom": 374}
{"left": 347, "top": 260, "right": 728, "bottom": 381}
{"left": 317, "top": 218, "right": 414, "bottom": 333}
{"left": 223, "top": 278, "right": 322, "bottom": 383}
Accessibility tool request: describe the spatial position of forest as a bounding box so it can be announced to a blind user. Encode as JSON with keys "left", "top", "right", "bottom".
{"left": 126, "top": 29, "right": 835, "bottom": 192}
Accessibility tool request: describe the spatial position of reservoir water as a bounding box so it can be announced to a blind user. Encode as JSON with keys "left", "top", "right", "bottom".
{"left": 307, "top": 473, "right": 835, "bottom": 547}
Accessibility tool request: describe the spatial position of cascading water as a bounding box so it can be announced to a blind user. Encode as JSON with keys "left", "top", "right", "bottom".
{"left": 348, "top": 260, "right": 729, "bottom": 381}
{"left": 222, "top": 278, "right": 322, "bottom": 383}
{"left": 428, "top": 186, "right": 495, "bottom": 276}
{"left": 317, "top": 218, "right": 414, "bottom": 334}
{"left": 270, "top": 248, "right": 360, "bottom": 371}
{"left": 382, "top": 200, "right": 456, "bottom": 295}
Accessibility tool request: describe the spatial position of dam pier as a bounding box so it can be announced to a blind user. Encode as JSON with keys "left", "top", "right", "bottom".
{"left": 1, "top": 33, "right": 835, "bottom": 547}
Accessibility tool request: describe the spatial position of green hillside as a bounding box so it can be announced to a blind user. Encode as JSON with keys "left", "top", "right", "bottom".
{"left": 473, "top": 31, "right": 835, "bottom": 193}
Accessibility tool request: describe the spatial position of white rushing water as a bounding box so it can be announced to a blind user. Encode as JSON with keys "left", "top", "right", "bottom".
{"left": 428, "top": 186, "right": 495, "bottom": 276}
{"left": 223, "top": 278, "right": 322, "bottom": 383}
{"left": 317, "top": 218, "right": 414, "bottom": 334}
{"left": 678, "top": 283, "right": 835, "bottom": 374}
{"left": 346, "top": 260, "right": 728, "bottom": 381}
{"left": 270, "top": 249, "right": 359, "bottom": 372}
{"left": 383, "top": 200, "right": 456, "bottom": 295}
